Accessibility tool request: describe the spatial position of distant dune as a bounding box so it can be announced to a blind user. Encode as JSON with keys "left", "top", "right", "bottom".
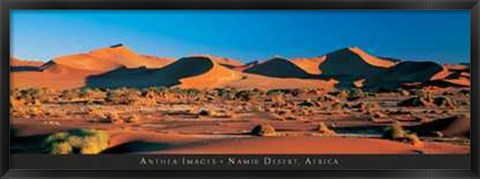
{"left": 190, "top": 55, "right": 244, "bottom": 68}
{"left": 52, "top": 44, "right": 173, "bottom": 72}
{"left": 290, "top": 56, "right": 326, "bottom": 75}
{"left": 10, "top": 45, "right": 470, "bottom": 90}
{"left": 243, "top": 57, "right": 313, "bottom": 78}
{"left": 10, "top": 57, "right": 45, "bottom": 72}
{"left": 10, "top": 57, "right": 44, "bottom": 67}
{"left": 11, "top": 45, "right": 174, "bottom": 89}
{"left": 318, "top": 48, "right": 394, "bottom": 81}
{"left": 348, "top": 47, "right": 398, "bottom": 68}
{"left": 362, "top": 61, "right": 444, "bottom": 90}
{"left": 87, "top": 56, "right": 336, "bottom": 90}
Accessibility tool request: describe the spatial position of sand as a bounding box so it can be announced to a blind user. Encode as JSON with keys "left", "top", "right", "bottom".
{"left": 53, "top": 44, "right": 173, "bottom": 72}
{"left": 348, "top": 47, "right": 398, "bottom": 68}
{"left": 244, "top": 57, "right": 313, "bottom": 78}
{"left": 290, "top": 56, "right": 327, "bottom": 75}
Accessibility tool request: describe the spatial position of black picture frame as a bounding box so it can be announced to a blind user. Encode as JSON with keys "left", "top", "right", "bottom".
{"left": 1, "top": 0, "right": 479, "bottom": 178}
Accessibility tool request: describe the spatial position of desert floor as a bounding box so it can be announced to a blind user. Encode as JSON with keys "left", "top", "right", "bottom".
{"left": 10, "top": 87, "right": 470, "bottom": 155}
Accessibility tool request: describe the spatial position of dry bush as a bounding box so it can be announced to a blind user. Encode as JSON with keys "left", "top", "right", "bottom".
{"left": 398, "top": 89, "right": 411, "bottom": 96}
{"left": 125, "top": 114, "right": 140, "bottom": 123}
{"left": 197, "top": 108, "right": 234, "bottom": 118}
{"left": 382, "top": 124, "right": 423, "bottom": 146}
{"left": 351, "top": 102, "right": 380, "bottom": 112}
{"left": 398, "top": 92, "right": 456, "bottom": 108}
{"left": 316, "top": 122, "right": 336, "bottom": 136}
{"left": 405, "top": 133, "right": 424, "bottom": 147}
{"left": 459, "top": 89, "right": 470, "bottom": 96}
{"left": 298, "top": 98, "right": 322, "bottom": 107}
{"left": 233, "top": 89, "right": 262, "bottom": 102}
{"left": 87, "top": 108, "right": 123, "bottom": 124}
{"left": 433, "top": 96, "right": 457, "bottom": 109}
{"left": 251, "top": 124, "right": 276, "bottom": 137}
{"left": 317, "top": 94, "right": 340, "bottom": 103}
{"left": 60, "top": 89, "right": 83, "bottom": 101}
{"left": 106, "top": 88, "right": 142, "bottom": 105}
{"left": 269, "top": 94, "right": 286, "bottom": 107}
{"left": 328, "top": 102, "right": 346, "bottom": 111}
{"left": 382, "top": 124, "right": 406, "bottom": 140}
{"left": 44, "top": 129, "right": 109, "bottom": 155}
{"left": 11, "top": 106, "right": 45, "bottom": 118}
{"left": 79, "top": 88, "right": 107, "bottom": 102}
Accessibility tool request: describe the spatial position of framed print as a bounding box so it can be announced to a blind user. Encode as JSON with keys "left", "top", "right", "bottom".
{"left": 1, "top": 0, "right": 479, "bottom": 178}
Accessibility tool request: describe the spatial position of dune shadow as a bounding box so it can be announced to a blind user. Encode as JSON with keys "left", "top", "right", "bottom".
{"left": 244, "top": 57, "right": 317, "bottom": 79}
{"left": 405, "top": 115, "right": 470, "bottom": 137}
{"left": 102, "top": 141, "right": 174, "bottom": 154}
{"left": 11, "top": 134, "right": 50, "bottom": 154}
{"left": 85, "top": 57, "right": 214, "bottom": 89}
{"left": 10, "top": 66, "right": 42, "bottom": 72}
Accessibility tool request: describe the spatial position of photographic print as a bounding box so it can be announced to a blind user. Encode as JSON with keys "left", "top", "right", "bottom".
{"left": 10, "top": 10, "right": 471, "bottom": 155}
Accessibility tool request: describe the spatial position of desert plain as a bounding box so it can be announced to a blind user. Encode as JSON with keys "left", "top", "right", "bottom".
{"left": 10, "top": 44, "right": 471, "bottom": 155}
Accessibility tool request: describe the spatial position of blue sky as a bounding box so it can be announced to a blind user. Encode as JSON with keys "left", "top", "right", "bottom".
{"left": 11, "top": 10, "right": 470, "bottom": 63}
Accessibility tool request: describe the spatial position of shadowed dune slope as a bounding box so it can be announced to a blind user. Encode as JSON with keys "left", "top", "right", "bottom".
{"left": 86, "top": 56, "right": 336, "bottom": 90}
{"left": 348, "top": 47, "right": 398, "bottom": 68}
{"left": 319, "top": 48, "right": 393, "bottom": 80}
{"left": 52, "top": 44, "right": 173, "bottom": 72}
{"left": 290, "top": 56, "right": 327, "bottom": 75}
{"left": 11, "top": 65, "right": 95, "bottom": 89}
{"left": 407, "top": 115, "right": 470, "bottom": 137}
{"left": 191, "top": 55, "right": 244, "bottom": 68}
{"left": 243, "top": 57, "right": 313, "bottom": 78}
{"left": 10, "top": 57, "right": 45, "bottom": 72}
{"left": 362, "top": 61, "right": 444, "bottom": 90}
{"left": 10, "top": 57, "right": 97, "bottom": 89}
{"left": 87, "top": 57, "right": 217, "bottom": 88}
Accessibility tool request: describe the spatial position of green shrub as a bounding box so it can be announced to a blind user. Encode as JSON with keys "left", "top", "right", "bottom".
{"left": 382, "top": 124, "right": 406, "bottom": 140}
{"left": 44, "top": 129, "right": 109, "bottom": 155}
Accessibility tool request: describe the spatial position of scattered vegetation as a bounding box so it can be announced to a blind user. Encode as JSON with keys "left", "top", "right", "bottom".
{"left": 316, "top": 123, "right": 336, "bottom": 136}
{"left": 125, "top": 114, "right": 140, "bottom": 123}
{"left": 347, "top": 89, "right": 366, "bottom": 101}
{"left": 398, "top": 91, "right": 456, "bottom": 108}
{"left": 383, "top": 124, "right": 407, "bottom": 140}
{"left": 87, "top": 108, "right": 123, "bottom": 124}
{"left": 298, "top": 98, "right": 322, "bottom": 107}
{"left": 382, "top": 124, "right": 423, "bottom": 147}
{"left": 197, "top": 108, "right": 234, "bottom": 118}
{"left": 251, "top": 124, "right": 277, "bottom": 137}
{"left": 44, "top": 129, "right": 109, "bottom": 155}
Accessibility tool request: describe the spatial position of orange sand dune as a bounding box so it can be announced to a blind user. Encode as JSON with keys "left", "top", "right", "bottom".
{"left": 290, "top": 56, "right": 327, "bottom": 75}
{"left": 244, "top": 57, "right": 313, "bottom": 78}
{"left": 87, "top": 56, "right": 335, "bottom": 90}
{"left": 87, "top": 56, "right": 243, "bottom": 89}
{"left": 230, "top": 61, "right": 259, "bottom": 72}
{"left": 178, "top": 58, "right": 243, "bottom": 89}
{"left": 11, "top": 67, "right": 94, "bottom": 89}
{"left": 362, "top": 61, "right": 444, "bottom": 90}
{"left": 222, "top": 73, "right": 336, "bottom": 90}
{"left": 348, "top": 47, "right": 398, "bottom": 68}
{"left": 429, "top": 67, "right": 452, "bottom": 81}
{"left": 10, "top": 57, "right": 44, "bottom": 67}
{"left": 53, "top": 44, "right": 173, "bottom": 72}
{"left": 443, "top": 64, "right": 470, "bottom": 72}
{"left": 425, "top": 70, "right": 471, "bottom": 88}
{"left": 190, "top": 54, "right": 244, "bottom": 68}
{"left": 150, "top": 136, "right": 468, "bottom": 154}
{"left": 319, "top": 48, "right": 392, "bottom": 80}
{"left": 438, "top": 78, "right": 470, "bottom": 87}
